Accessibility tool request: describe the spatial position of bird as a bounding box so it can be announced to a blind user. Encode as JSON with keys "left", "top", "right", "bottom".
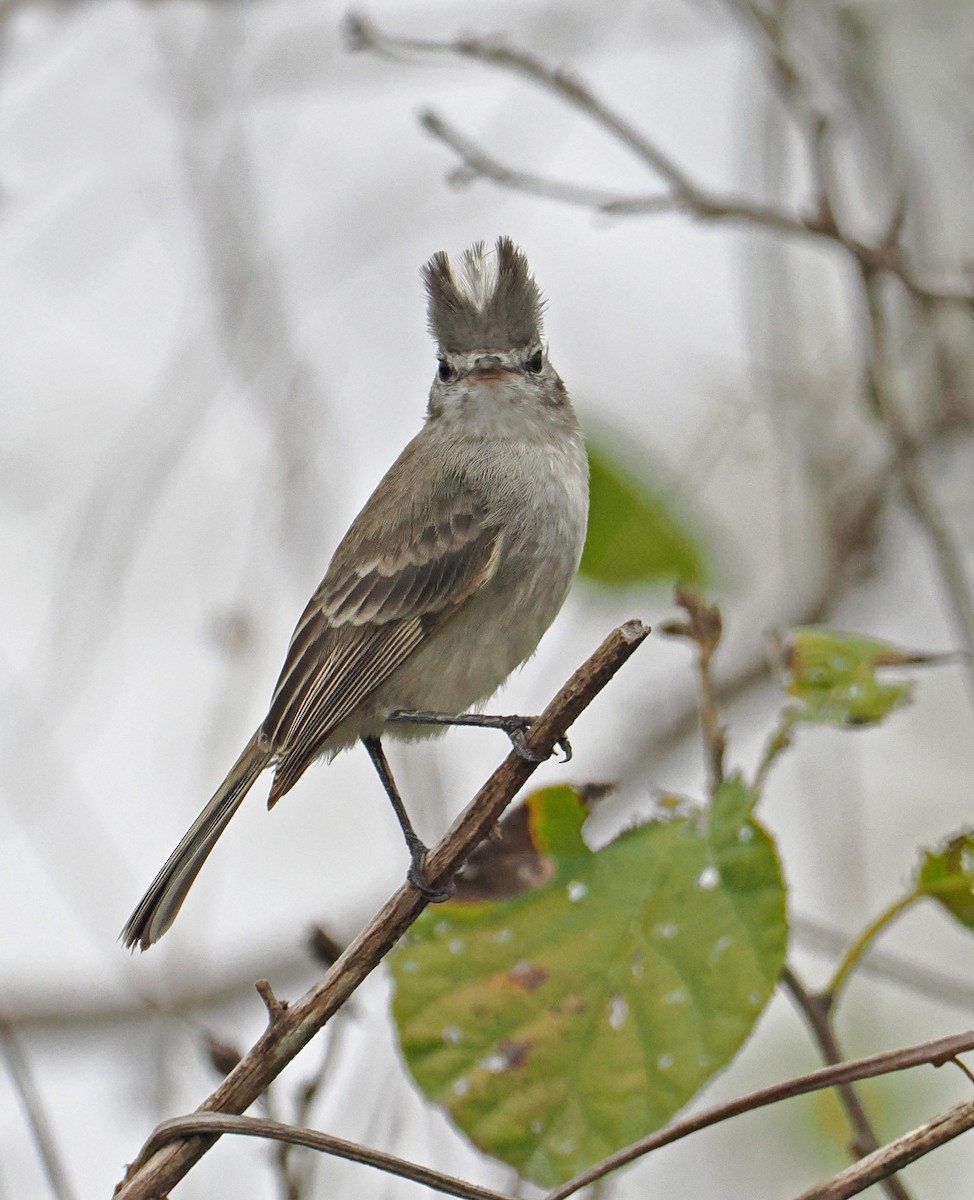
{"left": 122, "top": 236, "right": 589, "bottom": 950}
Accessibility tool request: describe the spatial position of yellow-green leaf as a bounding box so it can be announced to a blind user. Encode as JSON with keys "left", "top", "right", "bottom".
{"left": 580, "top": 443, "right": 707, "bottom": 587}
{"left": 782, "top": 627, "right": 937, "bottom": 727}
{"left": 917, "top": 831, "right": 974, "bottom": 930}
{"left": 390, "top": 780, "right": 786, "bottom": 1187}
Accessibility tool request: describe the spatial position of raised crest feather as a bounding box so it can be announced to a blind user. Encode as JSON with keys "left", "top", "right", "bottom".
{"left": 423, "top": 236, "right": 545, "bottom": 354}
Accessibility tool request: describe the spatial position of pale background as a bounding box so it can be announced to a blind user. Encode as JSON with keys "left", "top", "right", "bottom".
{"left": 1, "top": 1, "right": 973, "bottom": 1197}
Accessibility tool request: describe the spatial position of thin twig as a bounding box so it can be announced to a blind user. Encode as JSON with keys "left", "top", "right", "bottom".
{"left": 660, "top": 589, "right": 726, "bottom": 794}
{"left": 277, "top": 1005, "right": 354, "bottom": 1200}
{"left": 780, "top": 967, "right": 913, "bottom": 1200}
{"left": 420, "top": 108, "right": 822, "bottom": 238}
{"left": 131, "top": 1028, "right": 974, "bottom": 1200}
{"left": 791, "top": 1099, "right": 974, "bottom": 1200}
{"left": 140, "top": 1112, "right": 513, "bottom": 1200}
{"left": 544, "top": 1028, "right": 974, "bottom": 1200}
{"left": 859, "top": 265, "right": 974, "bottom": 702}
{"left": 347, "top": 15, "right": 974, "bottom": 305}
{"left": 0, "top": 1018, "right": 78, "bottom": 1200}
{"left": 114, "top": 621, "right": 650, "bottom": 1200}
{"left": 420, "top": 111, "right": 644, "bottom": 212}
{"left": 953, "top": 1058, "right": 974, "bottom": 1087}
{"left": 738, "top": 0, "right": 974, "bottom": 706}
{"left": 346, "top": 16, "right": 698, "bottom": 192}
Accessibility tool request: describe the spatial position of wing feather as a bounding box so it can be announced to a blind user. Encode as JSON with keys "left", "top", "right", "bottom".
{"left": 261, "top": 474, "right": 502, "bottom": 804}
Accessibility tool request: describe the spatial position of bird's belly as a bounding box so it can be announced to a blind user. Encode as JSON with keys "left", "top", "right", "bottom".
{"left": 386, "top": 559, "right": 570, "bottom": 715}
{"left": 325, "top": 437, "right": 589, "bottom": 752}
{"left": 322, "top": 546, "right": 575, "bottom": 753}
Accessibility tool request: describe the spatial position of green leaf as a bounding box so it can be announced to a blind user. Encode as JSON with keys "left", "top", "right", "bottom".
{"left": 523, "top": 784, "right": 589, "bottom": 858}
{"left": 580, "top": 442, "right": 707, "bottom": 587}
{"left": 917, "top": 831, "right": 974, "bottom": 930}
{"left": 390, "top": 779, "right": 787, "bottom": 1188}
{"left": 782, "top": 627, "right": 934, "bottom": 727}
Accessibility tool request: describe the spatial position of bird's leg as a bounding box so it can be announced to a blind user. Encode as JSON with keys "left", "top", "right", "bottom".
{"left": 361, "top": 735, "right": 453, "bottom": 902}
{"left": 387, "top": 710, "right": 572, "bottom": 763}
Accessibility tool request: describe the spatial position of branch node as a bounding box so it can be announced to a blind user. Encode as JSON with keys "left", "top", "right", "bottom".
{"left": 256, "top": 980, "right": 287, "bottom": 1026}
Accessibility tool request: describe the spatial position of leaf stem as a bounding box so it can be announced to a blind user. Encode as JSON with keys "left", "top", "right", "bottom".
{"left": 752, "top": 711, "right": 797, "bottom": 794}
{"left": 826, "top": 889, "right": 923, "bottom": 1006}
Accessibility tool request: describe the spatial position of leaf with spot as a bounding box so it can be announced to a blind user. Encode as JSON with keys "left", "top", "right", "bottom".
{"left": 781, "top": 627, "right": 944, "bottom": 727}
{"left": 917, "top": 831, "right": 974, "bottom": 930}
{"left": 580, "top": 442, "right": 708, "bottom": 587}
{"left": 390, "top": 780, "right": 787, "bottom": 1187}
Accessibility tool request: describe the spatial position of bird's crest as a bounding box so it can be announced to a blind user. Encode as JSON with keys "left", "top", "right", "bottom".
{"left": 423, "top": 237, "right": 545, "bottom": 354}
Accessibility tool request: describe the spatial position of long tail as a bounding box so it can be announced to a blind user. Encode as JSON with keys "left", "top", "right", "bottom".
{"left": 121, "top": 731, "right": 272, "bottom": 951}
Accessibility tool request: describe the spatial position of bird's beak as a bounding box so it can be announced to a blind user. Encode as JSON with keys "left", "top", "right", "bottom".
{"left": 469, "top": 354, "right": 514, "bottom": 381}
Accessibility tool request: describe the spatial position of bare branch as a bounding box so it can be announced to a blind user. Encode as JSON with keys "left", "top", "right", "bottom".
{"left": 791, "top": 1099, "right": 974, "bottom": 1200}
{"left": 420, "top": 108, "right": 829, "bottom": 241}
{"left": 0, "top": 1018, "right": 78, "bottom": 1200}
{"left": 728, "top": 2, "right": 974, "bottom": 706}
{"left": 347, "top": 15, "right": 697, "bottom": 191}
{"left": 859, "top": 267, "right": 974, "bottom": 699}
{"left": 781, "top": 968, "right": 913, "bottom": 1200}
{"left": 544, "top": 1027, "right": 974, "bottom": 1200}
{"left": 348, "top": 15, "right": 974, "bottom": 306}
{"left": 127, "top": 1011, "right": 974, "bottom": 1200}
{"left": 114, "top": 621, "right": 650, "bottom": 1200}
{"left": 659, "top": 589, "right": 726, "bottom": 794}
{"left": 140, "top": 1112, "right": 514, "bottom": 1200}
{"left": 419, "top": 110, "right": 650, "bottom": 212}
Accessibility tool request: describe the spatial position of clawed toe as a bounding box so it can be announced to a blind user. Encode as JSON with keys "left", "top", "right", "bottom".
{"left": 506, "top": 719, "right": 572, "bottom": 764}
{"left": 508, "top": 725, "right": 548, "bottom": 762}
{"left": 407, "top": 855, "right": 454, "bottom": 903}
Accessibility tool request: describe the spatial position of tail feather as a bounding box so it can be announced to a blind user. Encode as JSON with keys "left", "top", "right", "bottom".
{"left": 121, "top": 731, "right": 271, "bottom": 951}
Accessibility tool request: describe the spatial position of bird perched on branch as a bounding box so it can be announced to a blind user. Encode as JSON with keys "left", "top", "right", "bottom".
{"left": 123, "top": 237, "right": 589, "bottom": 950}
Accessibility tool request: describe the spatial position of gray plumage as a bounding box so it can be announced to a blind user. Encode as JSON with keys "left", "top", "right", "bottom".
{"left": 122, "top": 237, "right": 588, "bottom": 950}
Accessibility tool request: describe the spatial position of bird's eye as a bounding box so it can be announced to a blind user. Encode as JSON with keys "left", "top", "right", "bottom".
{"left": 526, "top": 349, "right": 544, "bottom": 373}
{"left": 437, "top": 359, "right": 454, "bottom": 382}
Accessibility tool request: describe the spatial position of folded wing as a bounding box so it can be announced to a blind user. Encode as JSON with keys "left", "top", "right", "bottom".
{"left": 262, "top": 481, "right": 502, "bottom": 803}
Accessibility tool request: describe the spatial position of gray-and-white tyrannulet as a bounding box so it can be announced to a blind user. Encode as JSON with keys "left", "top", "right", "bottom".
{"left": 123, "top": 237, "right": 589, "bottom": 950}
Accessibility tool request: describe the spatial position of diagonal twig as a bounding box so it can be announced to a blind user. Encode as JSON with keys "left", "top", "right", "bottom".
{"left": 781, "top": 967, "right": 913, "bottom": 1200}
{"left": 0, "top": 1018, "right": 78, "bottom": 1200}
{"left": 544, "top": 1027, "right": 974, "bottom": 1199}
{"left": 791, "top": 1099, "right": 974, "bottom": 1200}
{"left": 114, "top": 620, "right": 650, "bottom": 1200}
{"left": 346, "top": 15, "right": 974, "bottom": 306}
{"left": 346, "top": 15, "right": 695, "bottom": 190}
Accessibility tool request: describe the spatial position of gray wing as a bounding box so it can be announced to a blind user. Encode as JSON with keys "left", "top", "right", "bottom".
{"left": 262, "top": 476, "right": 501, "bottom": 803}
